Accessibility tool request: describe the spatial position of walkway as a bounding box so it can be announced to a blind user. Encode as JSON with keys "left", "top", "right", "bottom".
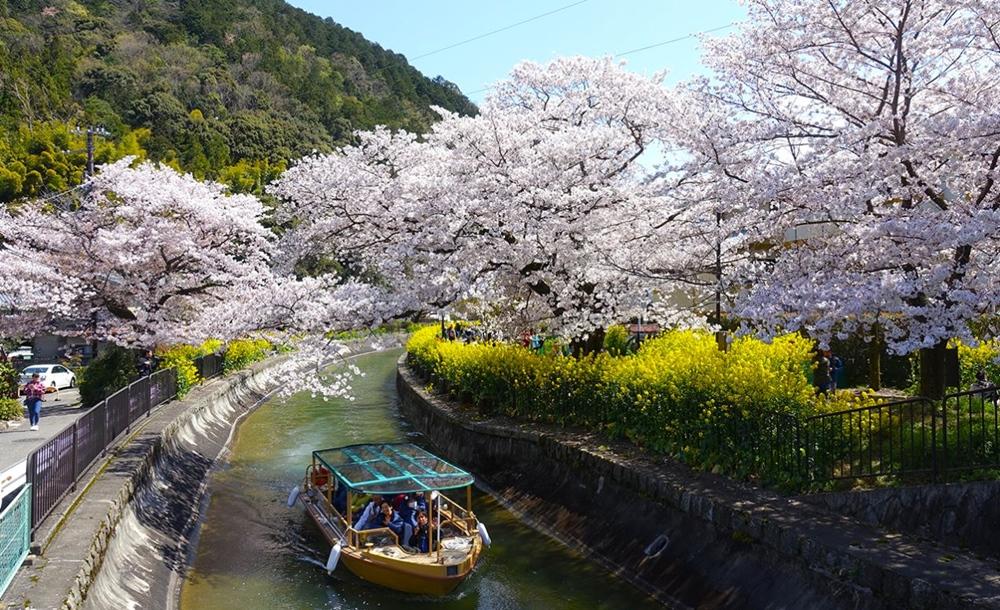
{"left": 1, "top": 390, "right": 82, "bottom": 498}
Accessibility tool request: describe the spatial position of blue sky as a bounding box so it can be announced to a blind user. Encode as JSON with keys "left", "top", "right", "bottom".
{"left": 288, "top": 1, "right": 747, "bottom": 103}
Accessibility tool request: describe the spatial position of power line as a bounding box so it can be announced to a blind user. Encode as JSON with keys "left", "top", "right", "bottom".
{"left": 412, "top": 0, "right": 590, "bottom": 60}
{"left": 615, "top": 23, "right": 733, "bottom": 57}
{"left": 462, "top": 22, "right": 734, "bottom": 97}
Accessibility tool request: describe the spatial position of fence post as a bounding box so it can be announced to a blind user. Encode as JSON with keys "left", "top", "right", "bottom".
{"left": 794, "top": 418, "right": 802, "bottom": 482}
{"left": 71, "top": 423, "right": 78, "bottom": 491}
{"left": 931, "top": 398, "right": 938, "bottom": 483}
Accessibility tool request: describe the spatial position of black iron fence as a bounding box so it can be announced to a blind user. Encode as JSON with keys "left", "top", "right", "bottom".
{"left": 194, "top": 352, "right": 223, "bottom": 380}
{"left": 27, "top": 369, "right": 179, "bottom": 530}
{"left": 771, "top": 387, "right": 1000, "bottom": 488}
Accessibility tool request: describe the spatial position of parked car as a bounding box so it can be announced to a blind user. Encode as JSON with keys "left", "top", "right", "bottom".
{"left": 7, "top": 345, "right": 33, "bottom": 361}
{"left": 19, "top": 364, "right": 76, "bottom": 392}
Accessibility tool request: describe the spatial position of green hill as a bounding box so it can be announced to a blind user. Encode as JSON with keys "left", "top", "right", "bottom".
{"left": 0, "top": 0, "right": 476, "bottom": 200}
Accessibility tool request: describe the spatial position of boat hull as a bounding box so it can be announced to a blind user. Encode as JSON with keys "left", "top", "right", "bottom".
{"left": 300, "top": 486, "right": 481, "bottom": 596}
{"left": 340, "top": 552, "right": 469, "bottom": 595}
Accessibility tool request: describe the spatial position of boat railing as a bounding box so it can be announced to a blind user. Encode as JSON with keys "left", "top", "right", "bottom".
{"left": 304, "top": 465, "right": 351, "bottom": 532}
{"left": 436, "top": 491, "right": 476, "bottom": 535}
{"left": 352, "top": 526, "right": 400, "bottom": 549}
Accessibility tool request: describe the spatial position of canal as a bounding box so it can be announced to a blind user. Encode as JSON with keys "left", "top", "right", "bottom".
{"left": 180, "top": 348, "right": 663, "bottom": 609}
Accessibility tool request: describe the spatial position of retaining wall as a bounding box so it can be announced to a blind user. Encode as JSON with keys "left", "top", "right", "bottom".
{"left": 803, "top": 480, "right": 1000, "bottom": 561}
{"left": 397, "top": 357, "right": 1000, "bottom": 609}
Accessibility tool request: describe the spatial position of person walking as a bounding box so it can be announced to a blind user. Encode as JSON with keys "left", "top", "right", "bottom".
{"left": 23, "top": 372, "right": 47, "bottom": 431}
{"left": 830, "top": 353, "right": 844, "bottom": 391}
{"left": 137, "top": 349, "right": 156, "bottom": 377}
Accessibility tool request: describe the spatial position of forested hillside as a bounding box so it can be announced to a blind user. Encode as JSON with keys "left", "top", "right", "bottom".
{"left": 0, "top": 0, "right": 476, "bottom": 201}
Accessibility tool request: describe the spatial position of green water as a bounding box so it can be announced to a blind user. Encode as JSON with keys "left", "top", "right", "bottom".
{"left": 180, "top": 349, "right": 663, "bottom": 609}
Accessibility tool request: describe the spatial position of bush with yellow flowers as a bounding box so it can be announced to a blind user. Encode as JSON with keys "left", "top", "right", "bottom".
{"left": 223, "top": 338, "right": 272, "bottom": 373}
{"left": 407, "top": 326, "right": 820, "bottom": 484}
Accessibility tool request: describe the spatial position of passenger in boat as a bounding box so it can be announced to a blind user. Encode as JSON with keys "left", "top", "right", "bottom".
{"left": 398, "top": 496, "right": 420, "bottom": 546}
{"left": 366, "top": 501, "right": 404, "bottom": 536}
{"left": 333, "top": 481, "right": 347, "bottom": 515}
{"left": 413, "top": 490, "right": 428, "bottom": 512}
{"left": 409, "top": 510, "right": 431, "bottom": 553}
{"left": 354, "top": 494, "right": 383, "bottom": 529}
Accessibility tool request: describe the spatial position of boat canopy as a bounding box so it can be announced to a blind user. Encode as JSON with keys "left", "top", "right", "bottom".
{"left": 313, "top": 443, "right": 475, "bottom": 494}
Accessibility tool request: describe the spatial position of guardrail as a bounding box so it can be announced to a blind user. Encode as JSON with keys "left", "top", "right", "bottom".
{"left": 24, "top": 354, "right": 226, "bottom": 532}
{"left": 0, "top": 484, "right": 30, "bottom": 598}
{"left": 27, "top": 369, "right": 179, "bottom": 531}
{"left": 798, "top": 389, "right": 1000, "bottom": 484}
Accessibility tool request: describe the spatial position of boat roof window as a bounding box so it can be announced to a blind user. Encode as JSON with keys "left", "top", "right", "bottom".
{"left": 313, "top": 443, "right": 475, "bottom": 494}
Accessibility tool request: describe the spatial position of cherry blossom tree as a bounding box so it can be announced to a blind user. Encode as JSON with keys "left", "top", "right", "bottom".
{"left": 687, "top": 0, "right": 1000, "bottom": 397}
{"left": 0, "top": 158, "right": 383, "bottom": 348}
{"left": 271, "top": 56, "right": 683, "bottom": 351}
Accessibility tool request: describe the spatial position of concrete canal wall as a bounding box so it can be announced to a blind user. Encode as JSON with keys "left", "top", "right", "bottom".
{"left": 3, "top": 357, "right": 288, "bottom": 610}
{"left": 397, "top": 357, "right": 1000, "bottom": 609}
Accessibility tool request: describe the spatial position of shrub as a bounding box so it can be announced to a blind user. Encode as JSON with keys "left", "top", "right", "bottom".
{"left": 79, "top": 346, "right": 137, "bottom": 407}
{"left": 0, "top": 359, "right": 18, "bottom": 398}
{"left": 223, "top": 338, "right": 271, "bottom": 373}
{"left": 603, "top": 325, "right": 631, "bottom": 356}
{"left": 956, "top": 339, "right": 1000, "bottom": 389}
{"left": 0, "top": 397, "right": 23, "bottom": 421}
{"left": 156, "top": 344, "right": 203, "bottom": 398}
{"left": 407, "top": 325, "right": 818, "bottom": 484}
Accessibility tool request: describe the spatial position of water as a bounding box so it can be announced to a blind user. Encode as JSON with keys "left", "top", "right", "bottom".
{"left": 180, "top": 348, "right": 663, "bottom": 609}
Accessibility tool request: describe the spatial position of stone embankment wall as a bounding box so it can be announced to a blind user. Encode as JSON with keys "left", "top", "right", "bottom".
{"left": 397, "top": 357, "right": 1000, "bottom": 609}
{"left": 803, "top": 481, "right": 1000, "bottom": 560}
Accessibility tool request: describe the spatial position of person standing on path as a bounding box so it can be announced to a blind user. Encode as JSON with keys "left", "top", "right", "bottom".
{"left": 815, "top": 351, "right": 832, "bottom": 396}
{"left": 23, "top": 372, "right": 46, "bottom": 431}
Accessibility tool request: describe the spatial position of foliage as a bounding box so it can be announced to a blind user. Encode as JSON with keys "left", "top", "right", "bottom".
{"left": 223, "top": 338, "right": 271, "bottom": 373}
{"left": 687, "top": 1, "right": 1000, "bottom": 357}
{"left": 407, "top": 326, "right": 817, "bottom": 484}
{"left": 79, "top": 345, "right": 137, "bottom": 408}
{"left": 0, "top": 358, "right": 17, "bottom": 398}
{"left": 603, "top": 325, "right": 631, "bottom": 357}
{"left": 0, "top": 159, "right": 278, "bottom": 345}
{"left": 155, "top": 339, "right": 226, "bottom": 398}
{"left": 955, "top": 340, "right": 1000, "bottom": 389}
{"left": 0, "top": 0, "right": 475, "bottom": 203}
{"left": 0, "top": 397, "right": 22, "bottom": 421}
{"left": 271, "top": 57, "right": 678, "bottom": 339}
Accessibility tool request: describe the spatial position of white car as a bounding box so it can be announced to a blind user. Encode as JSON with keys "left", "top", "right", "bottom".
{"left": 20, "top": 364, "right": 76, "bottom": 392}
{"left": 7, "top": 345, "right": 33, "bottom": 360}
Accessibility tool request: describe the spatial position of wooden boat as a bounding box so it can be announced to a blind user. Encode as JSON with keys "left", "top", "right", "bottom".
{"left": 288, "top": 443, "right": 490, "bottom": 595}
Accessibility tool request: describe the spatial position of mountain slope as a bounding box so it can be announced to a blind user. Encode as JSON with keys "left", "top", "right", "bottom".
{"left": 0, "top": 0, "right": 476, "bottom": 200}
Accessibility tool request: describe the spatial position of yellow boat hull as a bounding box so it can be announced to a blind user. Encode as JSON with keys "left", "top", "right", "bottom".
{"left": 301, "top": 486, "right": 483, "bottom": 596}
{"left": 340, "top": 549, "right": 476, "bottom": 595}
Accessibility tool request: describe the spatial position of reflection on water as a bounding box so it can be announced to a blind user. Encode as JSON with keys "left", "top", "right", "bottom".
{"left": 180, "top": 348, "right": 662, "bottom": 609}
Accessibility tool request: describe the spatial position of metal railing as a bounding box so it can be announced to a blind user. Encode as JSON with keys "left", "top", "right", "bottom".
{"left": 0, "top": 484, "right": 30, "bottom": 598}
{"left": 194, "top": 353, "right": 223, "bottom": 380}
{"left": 27, "top": 369, "right": 179, "bottom": 530}
{"left": 795, "top": 387, "right": 1000, "bottom": 486}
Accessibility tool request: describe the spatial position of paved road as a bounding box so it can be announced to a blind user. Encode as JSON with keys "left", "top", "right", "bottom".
{"left": 0, "top": 388, "right": 82, "bottom": 473}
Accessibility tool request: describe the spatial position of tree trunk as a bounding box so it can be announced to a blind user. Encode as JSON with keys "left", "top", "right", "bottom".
{"left": 868, "top": 326, "right": 882, "bottom": 391}
{"left": 918, "top": 339, "right": 948, "bottom": 400}
{"left": 572, "top": 327, "right": 606, "bottom": 357}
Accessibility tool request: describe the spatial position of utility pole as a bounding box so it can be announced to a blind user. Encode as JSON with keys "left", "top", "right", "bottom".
{"left": 73, "top": 125, "right": 111, "bottom": 179}
{"left": 74, "top": 125, "right": 110, "bottom": 361}
{"left": 714, "top": 211, "right": 727, "bottom": 352}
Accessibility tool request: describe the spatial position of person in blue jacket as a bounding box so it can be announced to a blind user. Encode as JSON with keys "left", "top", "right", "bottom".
{"left": 366, "top": 501, "right": 404, "bottom": 537}
{"left": 397, "top": 495, "right": 420, "bottom": 546}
